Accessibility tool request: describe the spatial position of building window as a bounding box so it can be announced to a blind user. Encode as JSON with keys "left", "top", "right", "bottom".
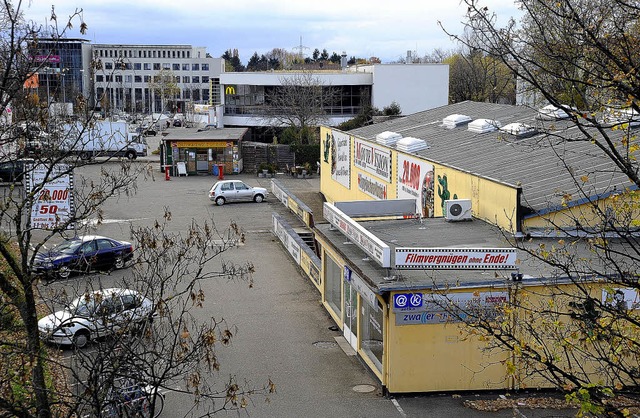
{"left": 105, "top": 62, "right": 113, "bottom": 70}
{"left": 163, "top": 63, "right": 170, "bottom": 70}
{"left": 191, "top": 63, "right": 199, "bottom": 71}
{"left": 115, "top": 75, "right": 122, "bottom": 83}
{"left": 144, "top": 75, "right": 151, "bottom": 82}
{"left": 175, "top": 76, "right": 180, "bottom": 83}
{"left": 183, "top": 76, "right": 190, "bottom": 83}
{"left": 125, "top": 75, "right": 132, "bottom": 83}
{"left": 144, "top": 63, "right": 151, "bottom": 70}
{"left": 134, "top": 75, "right": 142, "bottom": 83}
{"left": 324, "top": 256, "right": 342, "bottom": 317}
{"left": 134, "top": 63, "right": 142, "bottom": 70}
{"left": 96, "top": 75, "right": 104, "bottom": 82}
{"left": 173, "top": 63, "right": 180, "bottom": 71}
{"left": 182, "top": 63, "right": 189, "bottom": 71}
{"left": 192, "top": 76, "right": 200, "bottom": 84}
{"left": 361, "top": 299, "right": 384, "bottom": 373}
{"left": 202, "top": 76, "right": 209, "bottom": 84}
{"left": 153, "top": 63, "right": 160, "bottom": 71}
{"left": 202, "top": 63, "right": 209, "bottom": 71}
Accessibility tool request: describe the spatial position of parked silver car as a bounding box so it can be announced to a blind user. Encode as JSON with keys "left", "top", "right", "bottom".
{"left": 38, "top": 288, "right": 153, "bottom": 348}
{"left": 208, "top": 180, "right": 268, "bottom": 206}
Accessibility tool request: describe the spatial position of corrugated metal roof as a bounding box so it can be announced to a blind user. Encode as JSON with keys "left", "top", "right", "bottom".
{"left": 349, "top": 101, "right": 634, "bottom": 213}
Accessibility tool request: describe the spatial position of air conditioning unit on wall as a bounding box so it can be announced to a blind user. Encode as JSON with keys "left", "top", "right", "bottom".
{"left": 444, "top": 199, "right": 472, "bottom": 221}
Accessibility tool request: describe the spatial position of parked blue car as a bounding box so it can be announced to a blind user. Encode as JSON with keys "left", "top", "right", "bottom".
{"left": 34, "top": 235, "right": 134, "bottom": 279}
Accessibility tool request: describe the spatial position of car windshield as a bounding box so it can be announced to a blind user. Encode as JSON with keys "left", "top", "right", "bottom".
{"left": 53, "top": 240, "right": 83, "bottom": 254}
{"left": 69, "top": 296, "right": 96, "bottom": 316}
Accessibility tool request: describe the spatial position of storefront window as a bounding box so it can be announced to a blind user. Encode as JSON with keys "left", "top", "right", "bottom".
{"left": 324, "top": 256, "right": 342, "bottom": 317}
{"left": 361, "top": 299, "right": 383, "bottom": 373}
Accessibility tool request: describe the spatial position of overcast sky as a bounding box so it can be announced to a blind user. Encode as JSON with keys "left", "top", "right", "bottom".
{"left": 22, "top": 1, "right": 521, "bottom": 63}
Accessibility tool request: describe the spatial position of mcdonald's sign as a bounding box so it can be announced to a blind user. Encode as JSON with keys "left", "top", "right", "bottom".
{"left": 224, "top": 85, "right": 236, "bottom": 95}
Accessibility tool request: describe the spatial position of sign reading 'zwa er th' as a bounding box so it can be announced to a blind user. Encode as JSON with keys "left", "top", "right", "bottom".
{"left": 394, "top": 248, "right": 517, "bottom": 270}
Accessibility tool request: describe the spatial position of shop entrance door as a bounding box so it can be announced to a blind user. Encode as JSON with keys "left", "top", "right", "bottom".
{"left": 196, "top": 150, "right": 209, "bottom": 172}
{"left": 343, "top": 281, "right": 358, "bottom": 351}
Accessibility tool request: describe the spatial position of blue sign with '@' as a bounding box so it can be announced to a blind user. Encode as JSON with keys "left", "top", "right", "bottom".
{"left": 393, "top": 293, "right": 423, "bottom": 310}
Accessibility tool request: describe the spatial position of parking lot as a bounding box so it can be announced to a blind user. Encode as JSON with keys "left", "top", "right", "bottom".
{"left": 30, "top": 158, "right": 577, "bottom": 418}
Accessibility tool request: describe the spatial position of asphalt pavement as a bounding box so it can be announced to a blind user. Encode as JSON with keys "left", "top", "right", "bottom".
{"left": 56, "top": 138, "right": 576, "bottom": 417}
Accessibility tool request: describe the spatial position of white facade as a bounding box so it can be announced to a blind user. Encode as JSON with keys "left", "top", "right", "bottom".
{"left": 365, "top": 64, "right": 450, "bottom": 115}
{"left": 218, "top": 64, "right": 449, "bottom": 129}
{"left": 90, "top": 44, "right": 224, "bottom": 114}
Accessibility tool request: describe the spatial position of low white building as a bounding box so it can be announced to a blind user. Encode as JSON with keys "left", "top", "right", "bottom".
{"left": 219, "top": 63, "right": 449, "bottom": 133}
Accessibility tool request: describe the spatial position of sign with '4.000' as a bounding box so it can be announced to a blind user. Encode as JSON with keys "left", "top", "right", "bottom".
{"left": 26, "top": 163, "right": 74, "bottom": 230}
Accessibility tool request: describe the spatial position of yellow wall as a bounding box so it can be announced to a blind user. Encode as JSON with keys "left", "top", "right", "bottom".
{"left": 386, "top": 290, "right": 510, "bottom": 392}
{"left": 320, "top": 126, "right": 520, "bottom": 232}
{"left": 524, "top": 190, "right": 640, "bottom": 232}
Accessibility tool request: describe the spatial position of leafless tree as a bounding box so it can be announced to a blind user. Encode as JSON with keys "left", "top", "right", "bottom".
{"left": 436, "top": 0, "right": 640, "bottom": 414}
{"left": 0, "top": 4, "right": 270, "bottom": 417}
{"left": 262, "top": 70, "right": 337, "bottom": 144}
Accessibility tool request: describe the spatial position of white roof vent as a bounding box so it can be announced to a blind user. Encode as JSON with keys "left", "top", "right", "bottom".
{"left": 538, "top": 104, "right": 570, "bottom": 120}
{"left": 468, "top": 118, "right": 501, "bottom": 133}
{"left": 396, "top": 136, "right": 428, "bottom": 153}
{"left": 602, "top": 108, "right": 640, "bottom": 128}
{"left": 376, "top": 131, "right": 402, "bottom": 146}
{"left": 499, "top": 122, "right": 537, "bottom": 138}
{"left": 442, "top": 114, "right": 472, "bottom": 129}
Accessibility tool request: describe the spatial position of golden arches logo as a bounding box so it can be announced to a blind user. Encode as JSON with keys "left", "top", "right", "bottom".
{"left": 225, "top": 86, "right": 236, "bottom": 95}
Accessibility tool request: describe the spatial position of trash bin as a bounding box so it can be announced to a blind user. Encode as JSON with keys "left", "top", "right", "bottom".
{"left": 212, "top": 165, "right": 219, "bottom": 176}
{"left": 216, "top": 164, "right": 224, "bottom": 180}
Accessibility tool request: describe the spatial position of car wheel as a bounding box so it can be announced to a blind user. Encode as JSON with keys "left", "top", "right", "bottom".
{"left": 215, "top": 197, "right": 225, "bottom": 206}
{"left": 57, "top": 265, "right": 71, "bottom": 279}
{"left": 125, "top": 150, "right": 136, "bottom": 160}
{"left": 253, "top": 194, "right": 264, "bottom": 203}
{"left": 114, "top": 256, "right": 125, "bottom": 269}
{"left": 73, "top": 331, "right": 90, "bottom": 348}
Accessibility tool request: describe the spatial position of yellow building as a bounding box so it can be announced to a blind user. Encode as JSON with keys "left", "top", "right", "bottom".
{"left": 275, "top": 101, "right": 639, "bottom": 394}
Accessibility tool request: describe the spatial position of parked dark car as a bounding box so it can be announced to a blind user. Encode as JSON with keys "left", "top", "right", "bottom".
{"left": 0, "top": 159, "right": 27, "bottom": 183}
{"left": 33, "top": 235, "right": 134, "bottom": 279}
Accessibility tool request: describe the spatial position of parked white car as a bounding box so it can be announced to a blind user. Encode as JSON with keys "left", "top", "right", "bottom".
{"left": 208, "top": 180, "right": 268, "bottom": 206}
{"left": 38, "top": 288, "right": 153, "bottom": 348}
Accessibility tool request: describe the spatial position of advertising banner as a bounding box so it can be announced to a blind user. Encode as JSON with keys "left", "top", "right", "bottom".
{"left": 394, "top": 291, "right": 508, "bottom": 325}
{"left": 323, "top": 203, "right": 391, "bottom": 267}
{"left": 354, "top": 138, "right": 392, "bottom": 182}
{"left": 26, "top": 163, "right": 74, "bottom": 230}
{"left": 397, "top": 154, "right": 435, "bottom": 217}
{"left": 324, "top": 130, "right": 350, "bottom": 189}
{"left": 357, "top": 173, "right": 388, "bottom": 200}
{"left": 395, "top": 247, "right": 517, "bottom": 270}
